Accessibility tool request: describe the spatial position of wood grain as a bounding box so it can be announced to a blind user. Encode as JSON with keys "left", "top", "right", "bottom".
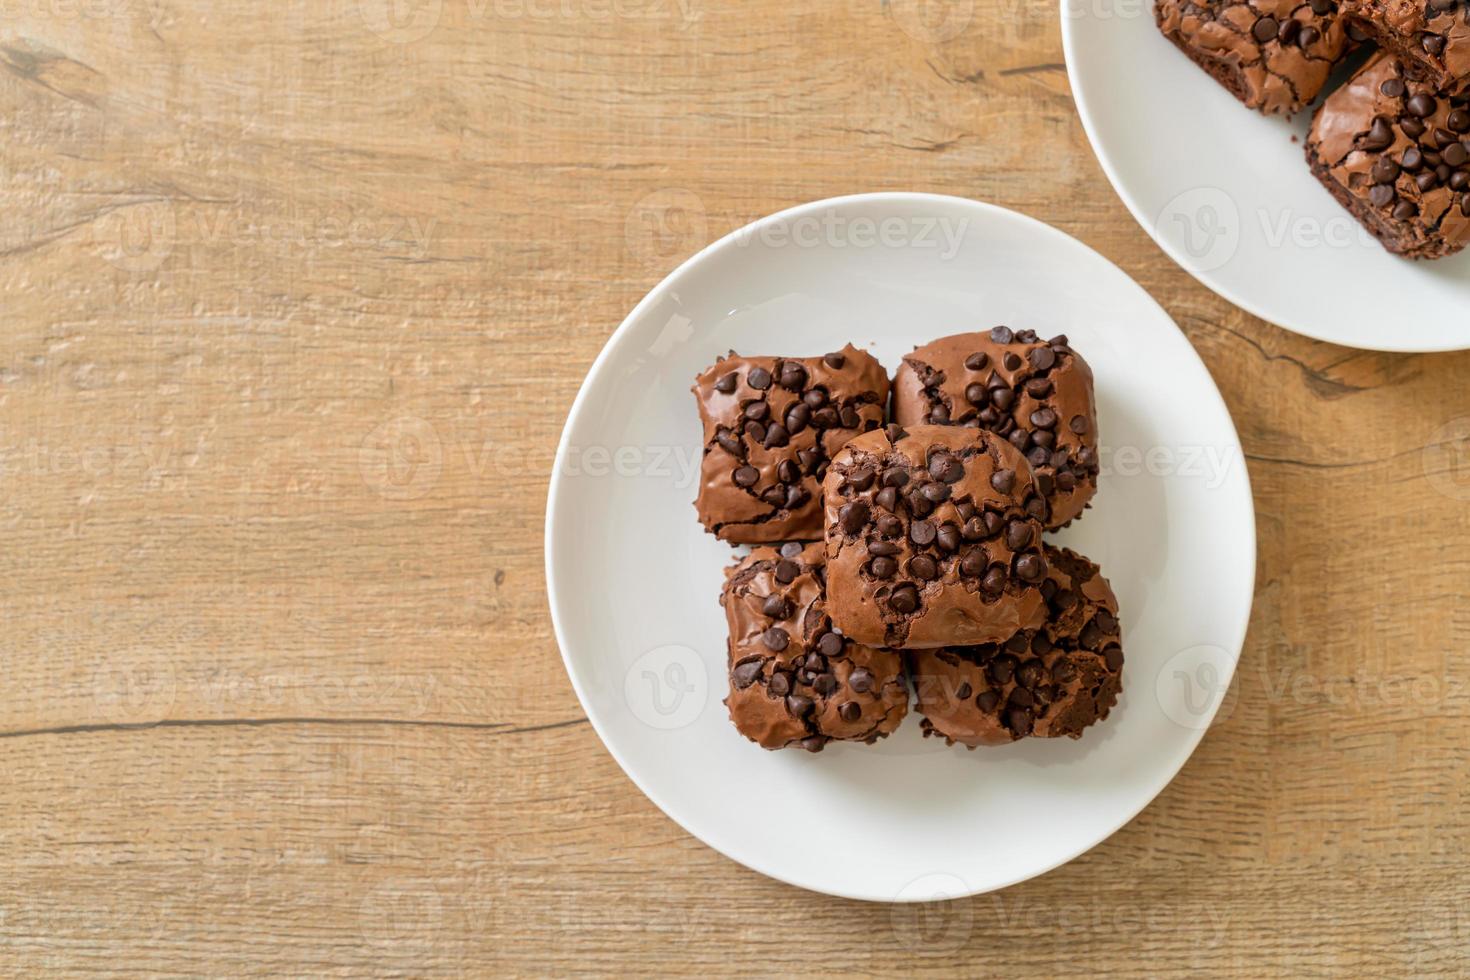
{"left": 2, "top": 0, "right": 1469, "bottom": 975}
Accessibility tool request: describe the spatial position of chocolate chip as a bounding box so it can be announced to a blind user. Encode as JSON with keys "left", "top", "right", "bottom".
{"left": 813, "top": 673, "right": 838, "bottom": 696}
{"left": 868, "top": 540, "right": 901, "bottom": 556}
{"left": 846, "top": 466, "right": 876, "bottom": 492}
{"left": 1403, "top": 146, "right": 1425, "bottom": 171}
{"left": 935, "top": 523, "right": 960, "bottom": 552}
{"left": 990, "top": 325, "right": 1014, "bottom": 344}
{"left": 1009, "top": 686, "right": 1035, "bottom": 708}
{"left": 1370, "top": 183, "right": 1397, "bottom": 208}
{"left": 732, "top": 658, "right": 763, "bottom": 689}
{"left": 990, "top": 469, "right": 1016, "bottom": 494}
{"left": 928, "top": 455, "right": 963, "bottom": 485}
{"left": 849, "top": 668, "right": 874, "bottom": 693}
{"left": 786, "top": 695, "right": 813, "bottom": 717}
{"left": 1251, "top": 16, "right": 1278, "bottom": 41}
{"left": 1346, "top": 19, "right": 1371, "bottom": 41}
{"left": 1001, "top": 352, "right": 1022, "bottom": 372}
{"left": 747, "top": 366, "right": 771, "bottom": 390}
{"left": 981, "top": 565, "right": 1007, "bottom": 594}
{"left": 838, "top": 701, "right": 861, "bottom": 722}
{"left": 1381, "top": 78, "right": 1407, "bottom": 100}
{"left": 714, "top": 372, "right": 738, "bottom": 394}
{"left": 762, "top": 423, "right": 789, "bottom": 448}
{"left": 1104, "top": 646, "right": 1124, "bottom": 671}
{"left": 823, "top": 352, "right": 846, "bottom": 369}
{"left": 1445, "top": 142, "right": 1469, "bottom": 168}
{"left": 960, "top": 548, "right": 987, "bottom": 576}
{"left": 1298, "top": 25, "right": 1319, "bottom": 46}
{"left": 803, "top": 388, "right": 828, "bottom": 409}
{"left": 919, "top": 482, "right": 950, "bottom": 504}
{"left": 1372, "top": 157, "right": 1402, "bottom": 184}
{"left": 1068, "top": 415, "right": 1089, "bottom": 435}
{"left": 989, "top": 655, "right": 1016, "bottom": 685}
{"left": 775, "top": 559, "right": 800, "bottom": 583}
{"left": 769, "top": 671, "right": 791, "bottom": 696}
{"left": 1308, "top": 0, "right": 1331, "bottom": 13}
{"left": 797, "top": 449, "right": 823, "bottom": 475}
{"left": 1417, "top": 171, "right": 1441, "bottom": 193}
{"left": 1015, "top": 553, "right": 1044, "bottom": 581}
{"left": 763, "top": 595, "right": 791, "bottom": 619}
{"left": 1361, "top": 117, "right": 1395, "bottom": 152}
{"left": 982, "top": 511, "right": 1004, "bottom": 536}
{"left": 1408, "top": 94, "right": 1438, "bottom": 118}
{"left": 1450, "top": 110, "right": 1470, "bottom": 134}
{"left": 910, "top": 520, "right": 937, "bottom": 546}
{"left": 1025, "top": 378, "right": 1053, "bottom": 399}
{"left": 964, "top": 351, "right": 989, "bottom": 370}
{"left": 839, "top": 500, "right": 870, "bottom": 535}
{"left": 889, "top": 584, "right": 919, "bottom": 613}
{"left": 1005, "top": 521, "right": 1033, "bottom": 550}
{"left": 1030, "top": 408, "right": 1057, "bottom": 429}
{"left": 743, "top": 401, "right": 768, "bottom": 423}
{"left": 715, "top": 430, "right": 743, "bottom": 457}
{"left": 1423, "top": 33, "right": 1447, "bottom": 57}
{"left": 1276, "top": 17, "right": 1300, "bottom": 43}
{"left": 733, "top": 465, "right": 759, "bottom": 488}
{"left": 991, "top": 388, "right": 1015, "bottom": 411}
{"left": 909, "top": 554, "right": 939, "bottom": 580}
{"left": 1403, "top": 117, "right": 1427, "bottom": 140}
{"left": 818, "top": 632, "right": 845, "bottom": 658}
{"left": 779, "top": 362, "right": 807, "bottom": 391}
{"left": 870, "top": 556, "right": 897, "bottom": 578}
{"left": 876, "top": 515, "right": 902, "bottom": 538}
{"left": 761, "top": 486, "right": 785, "bottom": 507}
{"left": 1392, "top": 200, "right": 1419, "bottom": 220}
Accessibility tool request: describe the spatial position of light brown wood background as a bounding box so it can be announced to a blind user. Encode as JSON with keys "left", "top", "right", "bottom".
{"left": 3, "top": 0, "right": 1469, "bottom": 975}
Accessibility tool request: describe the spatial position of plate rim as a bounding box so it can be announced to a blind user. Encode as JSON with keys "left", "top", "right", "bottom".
{"left": 1060, "top": 9, "right": 1470, "bottom": 354}
{"left": 545, "top": 191, "right": 1257, "bottom": 902}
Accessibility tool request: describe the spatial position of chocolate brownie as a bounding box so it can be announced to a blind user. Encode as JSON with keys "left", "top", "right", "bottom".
{"left": 1306, "top": 52, "right": 1470, "bottom": 259}
{"left": 722, "top": 542, "right": 909, "bottom": 752}
{"left": 1338, "top": 0, "right": 1470, "bottom": 92}
{"left": 910, "top": 546, "right": 1123, "bottom": 748}
{"left": 693, "top": 345, "right": 889, "bottom": 543}
{"left": 1155, "top": 0, "right": 1360, "bottom": 116}
{"left": 821, "top": 424, "right": 1048, "bottom": 650}
{"left": 892, "top": 328, "right": 1100, "bottom": 530}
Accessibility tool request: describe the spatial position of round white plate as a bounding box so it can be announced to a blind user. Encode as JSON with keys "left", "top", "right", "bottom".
{"left": 545, "top": 193, "right": 1255, "bottom": 901}
{"left": 1063, "top": 6, "right": 1470, "bottom": 352}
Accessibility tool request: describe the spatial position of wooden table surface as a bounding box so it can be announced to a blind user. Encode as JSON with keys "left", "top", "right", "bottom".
{"left": 3, "top": 0, "right": 1469, "bottom": 975}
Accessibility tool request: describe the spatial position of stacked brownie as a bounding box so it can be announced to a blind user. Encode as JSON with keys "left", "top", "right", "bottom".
{"left": 695, "top": 329, "right": 1125, "bottom": 753}
{"left": 1156, "top": 0, "right": 1470, "bottom": 259}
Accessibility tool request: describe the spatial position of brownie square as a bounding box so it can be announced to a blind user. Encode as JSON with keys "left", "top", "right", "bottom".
{"left": 892, "top": 327, "right": 1099, "bottom": 530}
{"left": 1154, "top": 0, "right": 1358, "bottom": 116}
{"left": 1339, "top": 0, "right": 1470, "bottom": 92}
{"left": 1306, "top": 52, "right": 1470, "bottom": 260}
{"left": 722, "top": 542, "right": 909, "bottom": 752}
{"left": 909, "top": 546, "right": 1124, "bottom": 748}
{"left": 693, "top": 345, "right": 889, "bottom": 543}
{"left": 821, "top": 424, "right": 1049, "bottom": 650}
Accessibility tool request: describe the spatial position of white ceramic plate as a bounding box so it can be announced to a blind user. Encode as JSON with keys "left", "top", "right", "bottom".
{"left": 545, "top": 193, "right": 1255, "bottom": 901}
{"left": 1063, "top": 7, "right": 1470, "bottom": 352}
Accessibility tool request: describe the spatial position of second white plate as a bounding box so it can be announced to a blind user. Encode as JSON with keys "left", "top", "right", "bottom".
{"left": 546, "top": 193, "right": 1255, "bottom": 901}
{"left": 1064, "top": 5, "right": 1470, "bottom": 352}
